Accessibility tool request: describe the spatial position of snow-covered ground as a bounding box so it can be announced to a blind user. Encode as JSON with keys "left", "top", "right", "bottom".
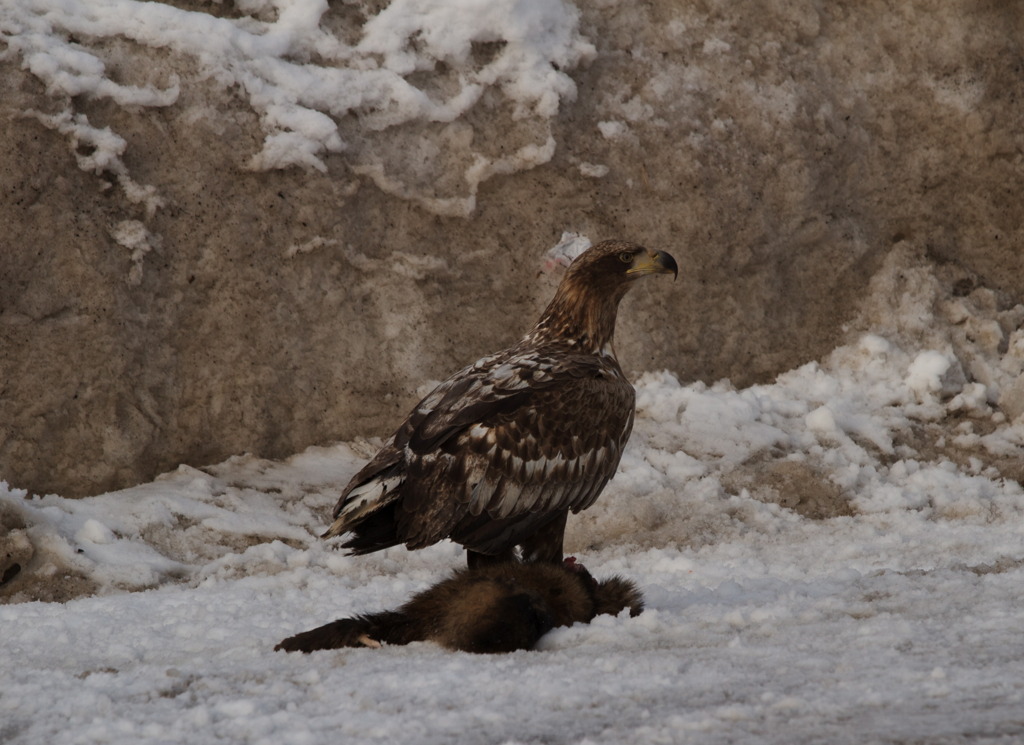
{"left": 4, "top": 248, "right": 1024, "bottom": 744}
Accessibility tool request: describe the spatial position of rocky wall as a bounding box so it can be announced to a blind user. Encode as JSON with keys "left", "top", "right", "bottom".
{"left": 1, "top": 0, "right": 1021, "bottom": 496}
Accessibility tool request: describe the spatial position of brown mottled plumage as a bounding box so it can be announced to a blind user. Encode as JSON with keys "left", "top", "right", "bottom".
{"left": 323, "top": 240, "right": 677, "bottom": 567}
{"left": 274, "top": 560, "right": 644, "bottom": 654}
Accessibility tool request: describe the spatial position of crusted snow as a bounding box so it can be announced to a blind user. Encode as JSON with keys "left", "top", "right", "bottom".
{"left": 5, "top": 273, "right": 1024, "bottom": 742}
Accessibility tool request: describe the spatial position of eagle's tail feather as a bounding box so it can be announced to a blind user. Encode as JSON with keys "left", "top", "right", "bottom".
{"left": 330, "top": 501, "right": 405, "bottom": 554}
{"left": 322, "top": 473, "right": 403, "bottom": 539}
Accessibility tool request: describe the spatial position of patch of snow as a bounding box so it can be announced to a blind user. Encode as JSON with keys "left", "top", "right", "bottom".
{"left": 22, "top": 108, "right": 165, "bottom": 217}
{"left": 543, "top": 231, "right": 592, "bottom": 271}
{"left": 110, "top": 219, "right": 162, "bottom": 285}
{"left": 906, "top": 349, "right": 956, "bottom": 397}
{"left": 702, "top": 38, "right": 731, "bottom": 55}
{"left": 578, "top": 161, "right": 609, "bottom": 178}
{"left": 597, "top": 119, "right": 629, "bottom": 139}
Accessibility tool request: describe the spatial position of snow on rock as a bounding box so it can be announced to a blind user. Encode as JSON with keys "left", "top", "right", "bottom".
{"left": 906, "top": 350, "right": 962, "bottom": 400}
{"left": 20, "top": 108, "right": 166, "bottom": 219}
{"left": 543, "top": 231, "right": 592, "bottom": 271}
{"left": 0, "top": 0, "right": 593, "bottom": 217}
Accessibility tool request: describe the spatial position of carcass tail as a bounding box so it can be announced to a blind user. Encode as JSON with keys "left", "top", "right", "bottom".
{"left": 593, "top": 575, "right": 645, "bottom": 618}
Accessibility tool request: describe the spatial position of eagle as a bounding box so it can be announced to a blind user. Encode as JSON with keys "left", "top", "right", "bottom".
{"left": 324, "top": 239, "right": 677, "bottom": 567}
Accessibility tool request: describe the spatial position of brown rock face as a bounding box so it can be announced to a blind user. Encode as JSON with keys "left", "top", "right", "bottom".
{"left": 1, "top": 1, "right": 1021, "bottom": 497}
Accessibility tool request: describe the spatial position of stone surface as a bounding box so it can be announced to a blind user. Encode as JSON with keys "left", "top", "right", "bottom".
{"left": 721, "top": 459, "right": 854, "bottom": 521}
{"left": 1, "top": 1, "right": 1022, "bottom": 497}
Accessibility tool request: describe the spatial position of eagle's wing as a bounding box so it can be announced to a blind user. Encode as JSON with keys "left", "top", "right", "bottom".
{"left": 394, "top": 347, "right": 635, "bottom": 553}
{"left": 325, "top": 348, "right": 543, "bottom": 538}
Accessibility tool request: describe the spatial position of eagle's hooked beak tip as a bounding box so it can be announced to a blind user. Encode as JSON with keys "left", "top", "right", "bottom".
{"left": 655, "top": 249, "right": 678, "bottom": 281}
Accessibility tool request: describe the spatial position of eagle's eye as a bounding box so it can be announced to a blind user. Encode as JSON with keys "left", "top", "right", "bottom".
{"left": 617, "top": 251, "right": 634, "bottom": 264}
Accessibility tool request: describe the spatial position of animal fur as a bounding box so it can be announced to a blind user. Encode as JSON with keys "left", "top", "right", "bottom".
{"left": 275, "top": 560, "right": 644, "bottom": 654}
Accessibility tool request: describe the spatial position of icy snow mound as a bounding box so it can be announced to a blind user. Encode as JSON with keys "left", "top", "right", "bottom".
{"left": 1, "top": 0, "right": 593, "bottom": 216}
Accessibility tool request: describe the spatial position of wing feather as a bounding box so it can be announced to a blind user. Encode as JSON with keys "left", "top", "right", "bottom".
{"left": 443, "top": 357, "right": 634, "bottom": 536}
{"left": 329, "top": 340, "right": 636, "bottom": 554}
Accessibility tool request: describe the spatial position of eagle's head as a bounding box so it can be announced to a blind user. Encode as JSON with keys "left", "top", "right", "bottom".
{"left": 563, "top": 240, "right": 678, "bottom": 289}
{"left": 533, "top": 239, "right": 677, "bottom": 354}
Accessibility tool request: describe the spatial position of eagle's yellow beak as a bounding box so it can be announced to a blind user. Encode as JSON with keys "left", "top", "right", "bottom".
{"left": 627, "top": 249, "right": 678, "bottom": 280}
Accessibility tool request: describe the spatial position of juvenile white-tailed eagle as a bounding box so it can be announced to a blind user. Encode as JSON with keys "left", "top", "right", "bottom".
{"left": 324, "top": 240, "right": 677, "bottom": 567}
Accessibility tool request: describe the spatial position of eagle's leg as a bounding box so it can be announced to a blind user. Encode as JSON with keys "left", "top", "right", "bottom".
{"left": 466, "top": 547, "right": 517, "bottom": 569}
{"left": 519, "top": 510, "right": 568, "bottom": 565}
